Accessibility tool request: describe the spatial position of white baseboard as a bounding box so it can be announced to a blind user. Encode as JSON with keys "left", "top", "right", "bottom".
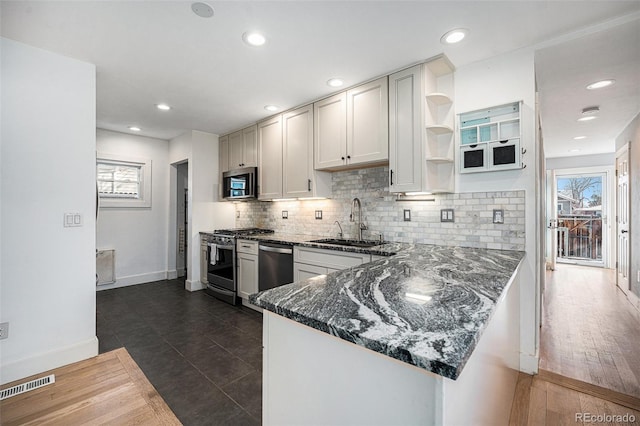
{"left": 167, "top": 269, "right": 178, "bottom": 280}
{"left": 96, "top": 270, "right": 168, "bottom": 291}
{"left": 185, "top": 279, "right": 206, "bottom": 292}
{"left": 0, "top": 336, "right": 98, "bottom": 385}
{"left": 520, "top": 352, "right": 539, "bottom": 375}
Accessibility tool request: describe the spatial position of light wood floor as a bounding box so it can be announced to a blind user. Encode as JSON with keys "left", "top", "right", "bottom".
{"left": 0, "top": 348, "right": 180, "bottom": 426}
{"left": 509, "top": 372, "right": 640, "bottom": 425}
{"left": 540, "top": 264, "right": 640, "bottom": 399}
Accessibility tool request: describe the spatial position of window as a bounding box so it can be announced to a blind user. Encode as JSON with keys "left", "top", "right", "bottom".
{"left": 97, "top": 153, "right": 151, "bottom": 208}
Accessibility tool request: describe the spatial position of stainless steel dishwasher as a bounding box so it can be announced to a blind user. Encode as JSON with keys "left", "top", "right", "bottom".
{"left": 258, "top": 242, "right": 294, "bottom": 291}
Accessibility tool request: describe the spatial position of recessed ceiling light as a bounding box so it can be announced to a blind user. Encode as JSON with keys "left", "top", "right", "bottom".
{"left": 191, "top": 2, "right": 214, "bottom": 18}
{"left": 578, "top": 116, "right": 597, "bottom": 122}
{"left": 128, "top": 126, "right": 141, "bottom": 132}
{"left": 264, "top": 105, "right": 279, "bottom": 112}
{"left": 569, "top": 149, "right": 581, "bottom": 153}
{"left": 242, "top": 31, "right": 266, "bottom": 47}
{"left": 582, "top": 106, "right": 600, "bottom": 115}
{"left": 327, "top": 78, "right": 344, "bottom": 87}
{"left": 573, "top": 136, "right": 586, "bottom": 140}
{"left": 586, "top": 79, "right": 615, "bottom": 90}
{"left": 156, "top": 103, "right": 171, "bottom": 111}
{"left": 440, "top": 28, "right": 468, "bottom": 44}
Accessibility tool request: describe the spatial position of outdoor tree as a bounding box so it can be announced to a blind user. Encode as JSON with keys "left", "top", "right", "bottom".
{"left": 588, "top": 193, "right": 602, "bottom": 207}
{"left": 563, "top": 177, "right": 598, "bottom": 208}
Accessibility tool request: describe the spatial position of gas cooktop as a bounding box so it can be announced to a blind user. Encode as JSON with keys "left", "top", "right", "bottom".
{"left": 213, "top": 228, "right": 274, "bottom": 237}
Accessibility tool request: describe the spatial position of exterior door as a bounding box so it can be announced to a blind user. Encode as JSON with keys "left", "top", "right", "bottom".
{"left": 548, "top": 170, "right": 558, "bottom": 271}
{"left": 616, "top": 144, "right": 630, "bottom": 294}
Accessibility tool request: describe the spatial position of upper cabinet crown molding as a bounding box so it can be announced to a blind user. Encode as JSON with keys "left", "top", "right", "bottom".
{"left": 314, "top": 77, "right": 389, "bottom": 171}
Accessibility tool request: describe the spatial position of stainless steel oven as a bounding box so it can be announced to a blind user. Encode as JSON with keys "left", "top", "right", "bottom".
{"left": 204, "top": 228, "right": 274, "bottom": 305}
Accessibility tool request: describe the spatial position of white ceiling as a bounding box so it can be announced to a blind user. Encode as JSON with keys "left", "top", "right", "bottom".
{"left": 2, "top": 1, "right": 639, "bottom": 159}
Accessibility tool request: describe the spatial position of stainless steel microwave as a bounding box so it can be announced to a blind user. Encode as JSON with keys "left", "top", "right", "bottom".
{"left": 222, "top": 167, "right": 257, "bottom": 200}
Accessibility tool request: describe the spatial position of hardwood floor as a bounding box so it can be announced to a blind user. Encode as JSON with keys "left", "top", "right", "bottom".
{"left": 509, "top": 372, "right": 640, "bottom": 425}
{"left": 540, "top": 264, "right": 640, "bottom": 399}
{"left": 0, "top": 348, "right": 180, "bottom": 426}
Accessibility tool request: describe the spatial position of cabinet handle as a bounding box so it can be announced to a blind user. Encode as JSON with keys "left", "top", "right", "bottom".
{"left": 308, "top": 179, "right": 312, "bottom": 191}
{"left": 241, "top": 245, "right": 251, "bottom": 248}
{"left": 341, "top": 156, "right": 345, "bottom": 160}
{"left": 390, "top": 169, "right": 394, "bottom": 186}
{"left": 499, "top": 140, "right": 508, "bottom": 144}
{"left": 347, "top": 155, "right": 351, "bottom": 159}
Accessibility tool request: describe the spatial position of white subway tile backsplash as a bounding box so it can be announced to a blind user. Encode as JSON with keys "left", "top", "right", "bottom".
{"left": 234, "top": 166, "right": 525, "bottom": 251}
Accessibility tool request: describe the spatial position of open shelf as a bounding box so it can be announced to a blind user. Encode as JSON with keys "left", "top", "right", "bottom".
{"left": 426, "top": 124, "right": 453, "bottom": 135}
{"left": 425, "top": 93, "right": 452, "bottom": 106}
{"left": 426, "top": 157, "right": 454, "bottom": 164}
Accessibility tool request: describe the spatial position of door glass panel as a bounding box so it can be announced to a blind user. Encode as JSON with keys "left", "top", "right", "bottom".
{"left": 556, "top": 174, "right": 604, "bottom": 264}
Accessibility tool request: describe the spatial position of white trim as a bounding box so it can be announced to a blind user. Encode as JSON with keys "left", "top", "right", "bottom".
{"left": 95, "top": 270, "right": 168, "bottom": 291}
{"left": 185, "top": 279, "right": 206, "bottom": 292}
{"left": 167, "top": 269, "right": 178, "bottom": 280}
{"left": 97, "top": 152, "right": 152, "bottom": 208}
{"left": 0, "top": 337, "right": 98, "bottom": 385}
{"left": 520, "top": 352, "right": 539, "bottom": 375}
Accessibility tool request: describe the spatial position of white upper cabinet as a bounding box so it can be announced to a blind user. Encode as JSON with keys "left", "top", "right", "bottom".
{"left": 315, "top": 77, "right": 389, "bottom": 171}
{"left": 388, "top": 56, "right": 455, "bottom": 194}
{"left": 258, "top": 115, "right": 283, "bottom": 200}
{"left": 219, "top": 134, "right": 230, "bottom": 174}
{"left": 346, "top": 77, "right": 389, "bottom": 166}
{"left": 388, "top": 65, "right": 423, "bottom": 193}
{"left": 283, "top": 104, "right": 331, "bottom": 198}
{"left": 229, "top": 125, "right": 257, "bottom": 170}
{"left": 314, "top": 93, "right": 347, "bottom": 169}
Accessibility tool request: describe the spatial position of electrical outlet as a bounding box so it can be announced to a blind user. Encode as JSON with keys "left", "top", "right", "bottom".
{"left": 403, "top": 209, "right": 411, "bottom": 221}
{"left": 315, "top": 210, "right": 323, "bottom": 220}
{"left": 637, "top": 270, "right": 640, "bottom": 283}
{"left": 493, "top": 209, "right": 504, "bottom": 224}
{"left": 282, "top": 211, "right": 288, "bottom": 219}
{"left": 0, "top": 322, "right": 9, "bottom": 340}
{"left": 440, "top": 209, "right": 454, "bottom": 223}
{"left": 236, "top": 211, "right": 240, "bottom": 218}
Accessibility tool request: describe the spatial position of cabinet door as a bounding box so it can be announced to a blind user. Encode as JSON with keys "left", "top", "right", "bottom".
{"left": 237, "top": 253, "right": 258, "bottom": 299}
{"left": 242, "top": 125, "right": 258, "bottom": 167}
{"left": 200, "top": 244, "right": 209, "bottom": 285}
{"left": 258, "top": 115, "right": 283, "bottom": 199}
{"left": 283, "top": 105, "right": 313, "bottom": 198}
{"left": 347, "top": 77, "right": 389, "bottom": 166}
{"left": 229, "top": 130, "right": 244, "bottom": 170}
{"left": 388, "top": 65, "right": 423, "bottom": 193}
{"left": 219, "top": 135, "right": 230, "bottom": 174}
{"left": 293, "top": 262, "right": 327, "bottom": 281}
{"left": 314, "top": 93, "right": 347, "bottom": 170}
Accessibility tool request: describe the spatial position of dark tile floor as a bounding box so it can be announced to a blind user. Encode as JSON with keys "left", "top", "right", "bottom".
{"left": 96, "top": 279, "right": 263, "bottom": 425}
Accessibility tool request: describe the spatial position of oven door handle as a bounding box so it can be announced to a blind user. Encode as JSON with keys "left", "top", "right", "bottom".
{"left": 259, "top": 245, "right": 293, "bottom": 255}
{"left": 214, "top": 244, "right": 234, "bottom": 251}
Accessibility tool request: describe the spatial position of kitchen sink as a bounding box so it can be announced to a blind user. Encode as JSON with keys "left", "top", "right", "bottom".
{"left": 309, "top": 238, "right": 383, "bottom": 248}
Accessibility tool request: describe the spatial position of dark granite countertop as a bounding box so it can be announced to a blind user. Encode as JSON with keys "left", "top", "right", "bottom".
{"left": 250, "top": 243, "right": 524, "bottom": 380}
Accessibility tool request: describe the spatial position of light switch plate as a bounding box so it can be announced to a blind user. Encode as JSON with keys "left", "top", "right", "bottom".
{"left": 403, "top": 209, "right": 411, "bottom": 221}
{"left": 440, "top": 209, "right": 454, "bottom": 223}
{"left": 315, "top": 210, "right": 323, "bottom": 220}
{"left": 493, "top": 209, "right": 504, "bottom": 224}
{"left": 64, "top": 213, "right": 82, "bottom": 227}
{"left": 282, "top": 211, "right": 288, "bottom": 219}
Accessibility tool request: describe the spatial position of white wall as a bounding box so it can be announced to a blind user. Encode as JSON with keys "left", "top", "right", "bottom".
{"left": 168, "top": 131, "right": 234, "bottom": 291}
{"left": 455, "top": 48, "right": 540, "bottom": 373}
{"left": 546, "top": 153, "right": 616, "bottom": 170}
{"left": 1, "top": 38, "right": 97, "bottom": 384}
{"left": 96, "top": 129, "right": 170, "bottom": 289}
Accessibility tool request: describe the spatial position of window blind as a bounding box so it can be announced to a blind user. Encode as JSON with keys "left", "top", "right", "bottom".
{"left": 97, "top": 161, "right": 142, "bottom": 198}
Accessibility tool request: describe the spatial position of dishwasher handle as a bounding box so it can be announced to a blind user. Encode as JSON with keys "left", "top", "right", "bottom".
{"left": 259, "top": 244, "right": 293, "bottom": 255}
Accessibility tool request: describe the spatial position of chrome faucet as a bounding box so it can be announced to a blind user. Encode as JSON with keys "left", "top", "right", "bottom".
{"left": 334, "top": 220, "right": 343, "bottom": 239}
{"left": 350, "top": 197, "right": 367, "bottom": 241}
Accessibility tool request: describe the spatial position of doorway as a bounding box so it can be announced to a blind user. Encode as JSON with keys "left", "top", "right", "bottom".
{"left": 551, "top": 170, "right": 609, "bottom": 267}
{"left": 176, "top": 162, "right": 189, "bottom": 281}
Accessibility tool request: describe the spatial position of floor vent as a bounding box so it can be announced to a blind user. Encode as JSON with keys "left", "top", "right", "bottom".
{"left": 97, "top": 249, "right": 116, "bottom": 285}
{"left": 0, "top": 374, "right": 55, "bottom": 400}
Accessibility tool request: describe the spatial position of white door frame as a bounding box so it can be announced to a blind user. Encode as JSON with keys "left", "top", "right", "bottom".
{"left": 551, "top": 165, "right": 614, "bottom": 268}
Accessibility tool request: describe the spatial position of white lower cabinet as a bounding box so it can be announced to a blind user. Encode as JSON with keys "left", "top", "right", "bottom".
{"left": 237, "top": 239, "right": 259, "bottom": 310}
{"left": 293, "top": 246, "right": 371, "bottom": 280}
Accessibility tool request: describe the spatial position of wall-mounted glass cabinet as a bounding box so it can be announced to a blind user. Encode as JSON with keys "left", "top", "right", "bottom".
{"left": 459, "top": 101, "right": 523, "bottom": 173}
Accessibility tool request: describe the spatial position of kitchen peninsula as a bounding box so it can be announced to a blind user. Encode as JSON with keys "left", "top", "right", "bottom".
{"left": 251, "top": 242, "right": 525, "bottom": 425}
